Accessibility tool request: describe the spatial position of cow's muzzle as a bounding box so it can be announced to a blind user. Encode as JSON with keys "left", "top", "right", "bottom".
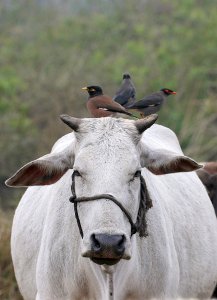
{"left": 82, "top": 233, "right": 129, "bottom": 265}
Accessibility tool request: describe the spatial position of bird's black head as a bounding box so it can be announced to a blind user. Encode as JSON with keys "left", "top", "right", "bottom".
{"left": 123, "top": 73, "right": 131, "bottom": 79}
{"left": 82, "top": 86, "right": 103, "bottom": 98}
{"left": 160, "top": 88, "right": 177, "bottom": 96}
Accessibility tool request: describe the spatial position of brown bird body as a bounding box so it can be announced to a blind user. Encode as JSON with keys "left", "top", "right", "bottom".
{"left": 83, "top": 86, "right": 137, "bottom": 118}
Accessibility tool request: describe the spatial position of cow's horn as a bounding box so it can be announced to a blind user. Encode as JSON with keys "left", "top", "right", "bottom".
{"left": 60, "top": 114, "right": 81, "bottom": 132}
{"left": 135, "top": 114, "right": 158, "bottom": 134}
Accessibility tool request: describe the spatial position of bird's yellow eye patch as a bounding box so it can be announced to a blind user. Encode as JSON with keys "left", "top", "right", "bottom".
{"left": 90, "top": 88, "right": 96, "bottom": 92}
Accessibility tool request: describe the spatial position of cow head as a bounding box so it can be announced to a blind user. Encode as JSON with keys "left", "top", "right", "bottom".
{"left": 6, "top": 115, "right": 201, "bottom": 265}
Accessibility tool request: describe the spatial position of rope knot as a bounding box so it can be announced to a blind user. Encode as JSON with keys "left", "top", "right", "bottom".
{"left": 69, "top": 196, "right": 76, "bottom": 203}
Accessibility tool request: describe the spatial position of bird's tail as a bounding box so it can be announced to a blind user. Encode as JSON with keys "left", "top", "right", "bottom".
{"left": 125, "top": 104, "right": 134, "bottom": 109}
{"left": 106, "top": 106, "right": 139, "bottom": 119}
{"left": 125, "top": 111, "right": 139, "bottom": 119}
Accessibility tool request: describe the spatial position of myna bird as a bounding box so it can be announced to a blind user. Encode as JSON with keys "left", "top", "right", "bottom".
{"left": 82, "top": 85, "right": 138, "bottom": 118}
{"left": 113, "top": 73, "right": 136, "bottom": 107}
{"left": 126, "top": 88, "right": 176, "bottom": 118}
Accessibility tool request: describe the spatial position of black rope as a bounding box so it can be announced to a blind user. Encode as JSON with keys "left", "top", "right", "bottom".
{"left": 135, "top": 175, "right": 153, "bottom": 237}
{"left": 73, "top": 201, "right": 83, "bottom": 238}
{"left": 69, "top": 171, "right": 151, "bottom": 238}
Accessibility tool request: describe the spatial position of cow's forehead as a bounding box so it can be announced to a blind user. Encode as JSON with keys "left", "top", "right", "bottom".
{"left": 56, "top": 118, "right": 139, "bottom": 175}
{"left": 75, "top": 140, "right": 139, "bottom": 165}
{"left": 74, "top": 122, "right": 140, "bottom": 173}
{"left": 76, "top": 117, "right": 139, "bottom": 143}
{"left": 74, "top": 118, "right": 138, "bottom": 152}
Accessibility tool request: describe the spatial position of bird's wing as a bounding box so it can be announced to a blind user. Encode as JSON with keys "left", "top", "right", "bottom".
{"left": 93, "top": 96, "right": 136, "bottom": 117}
{"left": 113, "top": 80, "right": 136, "bottom": 105}
{"left": 114, "top": 88, "right": 135, "bottom": 101}
{"left": 128, "top": 93, "right": 163, "bottom": 109}
{"left": 92, "top": 96, "right": 128, "bottom": 113}
{"left": 113, "top": 93, "right": 134, "bottom": 106}
{"left": 103, "top": 104, "right": 134, "bottom": 117}
{"left": 112, "top": 95, "right": 128, "bottom": 106}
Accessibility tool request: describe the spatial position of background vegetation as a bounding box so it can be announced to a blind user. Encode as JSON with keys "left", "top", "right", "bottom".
{"left": 0, "top": 0, "right": 216, "bottom": 298}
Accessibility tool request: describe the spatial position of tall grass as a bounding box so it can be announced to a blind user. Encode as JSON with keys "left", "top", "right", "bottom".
{"left": 0, "top": 210, "right": 22, "bottom": 300}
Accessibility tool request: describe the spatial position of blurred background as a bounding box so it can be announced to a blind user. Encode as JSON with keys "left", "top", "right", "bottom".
{"left": 0, "top": 0, "right": 216, "bottom": 298}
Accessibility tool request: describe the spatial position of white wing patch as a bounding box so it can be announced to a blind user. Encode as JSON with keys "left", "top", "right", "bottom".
{"left": 98, "top": 107, "right": 109, "bottom": 111}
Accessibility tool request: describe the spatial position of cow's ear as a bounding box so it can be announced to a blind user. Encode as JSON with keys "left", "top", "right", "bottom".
{"left": 138, "top": 124, "right": 202, "bottom": 175}
{"left": 5, "top": 151, "right": 73, "bottom": 187}
{"left": 143, "top": 150, "right": 202, "bottom": 175}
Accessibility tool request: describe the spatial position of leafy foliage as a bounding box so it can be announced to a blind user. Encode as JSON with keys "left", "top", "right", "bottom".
{"left": 1, "top": 0, "right": 217, "bottom": 209}
{"left": 0, "top": 0, "right": 216, "bottom": 194}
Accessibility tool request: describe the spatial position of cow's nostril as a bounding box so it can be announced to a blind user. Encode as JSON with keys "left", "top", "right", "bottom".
{"left": 91, "top": 234, "right": 102, "bottom": 252}
{"left": 116, "top": 235, "right": 126, "bottom": 255}
{"left": 90, "top": 233, "right": 126, "bottom": 257}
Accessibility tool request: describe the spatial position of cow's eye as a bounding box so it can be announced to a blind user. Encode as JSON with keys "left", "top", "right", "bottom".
{"left": 134, "top": 170, "right": 141, "bottom": 178}
{"left": 74, "top": 170, "right": 81, "bottom": 177}
{"left": 130, "top": 170, "right": 141, "bottom": 182}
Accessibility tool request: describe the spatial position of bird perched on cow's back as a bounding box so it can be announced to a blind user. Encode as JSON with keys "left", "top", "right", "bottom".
{"left": 82, "top": 85, "right": 138, "bottom": 118}
{"left": 113, "top": 73, "right": 136, "bottom": 107}
{"left": 126, "top": 88, "right": 176, "bottom": 118}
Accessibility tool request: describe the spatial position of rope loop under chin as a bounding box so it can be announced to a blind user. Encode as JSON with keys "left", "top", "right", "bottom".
{"left": 69, "top": 171, "right": 152, "bottom": 239}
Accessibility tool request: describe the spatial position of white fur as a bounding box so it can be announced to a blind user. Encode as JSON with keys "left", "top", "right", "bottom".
{"left": 10, "top": 118, "right": 217, "bottom": 300}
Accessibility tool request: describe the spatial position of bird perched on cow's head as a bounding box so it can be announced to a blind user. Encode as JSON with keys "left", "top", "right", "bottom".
{"left": 82, "top": 85, "right": 138, "bottom": 119}
{"left": 126, "top": 87, "right": 176, "bottom": 118}
{"left": 113, "top": 73, "right": 136, "bottom": 107}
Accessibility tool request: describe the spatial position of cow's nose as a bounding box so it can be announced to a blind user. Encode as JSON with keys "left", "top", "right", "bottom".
{"left": 91, "top": 233, "right": 126, "bottom": 257}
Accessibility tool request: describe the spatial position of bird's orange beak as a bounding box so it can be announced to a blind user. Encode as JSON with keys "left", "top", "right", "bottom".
{"left": 82, "top": 87, "right": 88, "bottom": 91}
{"left": 171, "top": 91, "right": 177, "bottom": 95}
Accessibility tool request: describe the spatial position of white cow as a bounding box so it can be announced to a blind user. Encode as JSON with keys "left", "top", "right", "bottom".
{"left": 6, "top": 115, "right": 217, "bottom": 300}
